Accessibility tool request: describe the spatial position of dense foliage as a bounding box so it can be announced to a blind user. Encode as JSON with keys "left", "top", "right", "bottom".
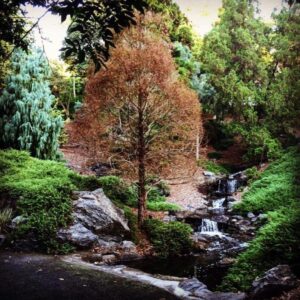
{"left": 200, "top": 0, "right": 299, "bottom": 162}
{"left": 0, "top": 149, "right": 98, "bottom": 253}
{"left": 221, "top": 148, "right": 300, "bottom": 291}
{"left": 0, "top": 0, "right": 147, "bottom": 71}
{"left": 143, "top": 219, "right": 193, "bottom": 257}
{"left": 0, "top": 48, "right": 63, "bottom": 159}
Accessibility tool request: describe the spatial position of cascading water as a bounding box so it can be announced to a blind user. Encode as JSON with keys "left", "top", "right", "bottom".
{"left": 200, "top": 218, "right": 220, "bottom": 235}
{"left": 212, "top": 198, "right": 226, "bottom": 208}
{"left": 227, "top": 177, "right": 237, "bottom": 194}
{"left": 211, "top": 198, "right": 226, "bottom": 215}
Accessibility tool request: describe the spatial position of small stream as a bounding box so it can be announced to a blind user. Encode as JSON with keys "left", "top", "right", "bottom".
{"left": 122, "top": 171, "right": 250, "bottom": 290}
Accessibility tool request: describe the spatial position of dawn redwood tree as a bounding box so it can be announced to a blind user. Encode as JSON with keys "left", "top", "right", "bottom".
{"left": 73, "top": 15, "right": 201, "bottom": 226}
{"left": 0, "top": 48, "right": 63, "bottom": 159}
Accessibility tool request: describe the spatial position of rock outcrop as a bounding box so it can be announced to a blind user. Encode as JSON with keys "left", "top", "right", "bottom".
{"left": 58, "top": 189, "right": 130, "bottom": 248}
{"left": 250, "top": 265, "right": 297, "bottom": 299}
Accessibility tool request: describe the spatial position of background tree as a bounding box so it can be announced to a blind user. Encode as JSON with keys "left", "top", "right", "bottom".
{"left": 266, "top": 2, "right": 300, "bottom": 134}
{"left": 73, "top": 15, "right": 201, "bottom": 225}
{"left": 0, "top": 0, "right": 147, "bottom": 71}
{"left": 201, "top": 0, "right": 269, "bottom": 121}
{"left": 0, "top": 48, "right": 63, "bottom": 159}
{"left": 50, "top": 60, "right": 85, "bottom": 120}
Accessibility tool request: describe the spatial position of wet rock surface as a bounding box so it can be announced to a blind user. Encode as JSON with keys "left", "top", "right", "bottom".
{"left": 250, "top": 265, "right": 298, "bottom": 299}
{"left": 179, "top": 278, "right": 246, "bottom": 300}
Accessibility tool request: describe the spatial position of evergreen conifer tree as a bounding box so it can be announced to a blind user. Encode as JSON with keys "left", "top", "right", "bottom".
{"left": 201, "top": 0, "right": 269, "bottom": 121}
{"left": 0, "top": 48, "right": 63, "bottom": 159}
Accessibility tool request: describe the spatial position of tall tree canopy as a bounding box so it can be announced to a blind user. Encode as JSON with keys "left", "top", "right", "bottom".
{"left": 0, "top": 48, "right": 63, "bottom": 159}
{"left": 72, "top": 14, "right": 201, "bottom": 224}
{"left": 0, "top": 0, "right": 146, "bottom": 71}
{"left": 201, "top": 0, "right": 269, "bottom": 121}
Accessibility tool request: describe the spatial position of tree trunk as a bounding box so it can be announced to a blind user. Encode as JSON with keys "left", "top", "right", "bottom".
{"left": 137, "top": 98, "right": 146, "bottom": 228}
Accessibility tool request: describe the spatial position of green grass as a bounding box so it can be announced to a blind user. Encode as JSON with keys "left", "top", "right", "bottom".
{"left": 0, "top": 149, "right": 99, "bottom": 253}
{"left": 220, "top": 147, "right": 300, "bottom": 292}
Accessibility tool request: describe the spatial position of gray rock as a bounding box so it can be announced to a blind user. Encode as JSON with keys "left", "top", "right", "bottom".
{"left": 120, "top": 240, "right": 136, "bottom": 252}
{"left": 73, "top": 189, "right": 129, "bottom": 235}
{"left": 57, "top": 223, "right": 98, "bottom": 248}
{"left": 247, "top": 212, "right": 255, "bottom": 219}
{"left": 258, "top": 213, "right": 268, "bottom": 220}
{"left": 209, "top": 292, "right": 246, "bottom": 300}
{"left": 250, "top": 265, "right": 297, "bottom": 299}
{"left": 179, "top": 277, "right": 208, "bottom": 292}
{"left": 203, "top": 171, "right": 215, "bottom": 177}
{"left": 58, "top": 189, "right": 130, "bottom": 248}
{"left": 175, "top": 208, "right": 209, "bottom": 220}
{"left": 179, "top": 278, "right": 246, "bottom": 299}
{"left": 11, "top": 216, "right": 26, "bottom": 228}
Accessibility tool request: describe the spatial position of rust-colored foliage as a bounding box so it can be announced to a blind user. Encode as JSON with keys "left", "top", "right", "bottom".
{"left": 73, "top": 14, "right": 202, "bottom": 180}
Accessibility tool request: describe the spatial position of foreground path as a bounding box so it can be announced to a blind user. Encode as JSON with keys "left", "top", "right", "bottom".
{"left": 0, "top": 252, "right": 179, "bottom": 300}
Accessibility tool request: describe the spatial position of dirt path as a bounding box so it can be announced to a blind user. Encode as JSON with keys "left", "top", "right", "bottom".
{"left": 166, "top": 169, "right": 208, "bottom": 210}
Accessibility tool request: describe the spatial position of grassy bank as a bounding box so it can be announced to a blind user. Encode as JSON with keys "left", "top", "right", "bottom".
{"left": 221, "top": 147, "right": 300, "bottom": 292}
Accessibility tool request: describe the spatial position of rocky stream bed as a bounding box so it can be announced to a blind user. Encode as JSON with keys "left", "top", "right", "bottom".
{"left": 1, "top": 170, "right": 298, "bottom": 300}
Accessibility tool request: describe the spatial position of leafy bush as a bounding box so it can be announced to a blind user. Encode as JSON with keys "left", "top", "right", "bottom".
{"left": 221, "top": 147, "right": 300, "bottom": 292}
{"left": 144, "top": 219, "right": 193, "bottom": 257}
{"left": 0, "top": 149, "right": 97, "bottom": 253}
{"left": 146, "top": 186, "right": 180, "bottom": 211}
{"left": 0, "top": 207, "right": 13, "bottom": 232}
{"left": 147, "top": 201, "right": 181, "bottom": 212}
{"left": 198, "top": 158, "right": 230, "bottom": 175}
{"left": 244, "top": 166, "right": 260, "bottom": 184}
{"left": 229, "top": 123, "right": 282, "bottom": 162}
{"left": 98, "top": 176, "right": 137, "bottom": 207}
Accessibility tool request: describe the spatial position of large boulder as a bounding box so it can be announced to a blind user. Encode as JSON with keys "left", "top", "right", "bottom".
{"left": 58, "top": 189, "right": 130, "bottom": 248}
{"left": 250, "top": 265, "right": 297, "bottom": 299}
{"left": 57, "top": 223, "right": 98, "bottom": 248}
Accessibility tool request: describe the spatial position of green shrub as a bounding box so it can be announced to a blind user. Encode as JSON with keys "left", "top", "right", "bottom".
{"left": 143, "top": 219, "right": 193, "bottom": 257}
{"left": 98, "top": 176, "right": 137, "bottom": 207}
{"left": 198, "top": 159, "right": 230, "bottom": 175}
{"left": 0, "top": 149, "right": 101, "bottom": 253}
{"left": 147, "top": 187, "right": 166, "bottom": 203}
{"left": 147, "top": 201, "right": 181, "bottom": 212}
{"left": 0, "top": 207, "right": 13, "bottom": 232}
{"left": 244, "top": 166, "right": 260, "bottom": 184}
{"left": 221, "top": 147, "right": 300, "bottom": 292}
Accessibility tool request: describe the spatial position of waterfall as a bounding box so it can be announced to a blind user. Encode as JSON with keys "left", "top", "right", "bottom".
{"left": 213, "top": 198, "right": 226, "bottom": 208}
{"left": 227, "top": 178, "right": 237, "bottom": 194}
{"left": 200, "top": 218, "right": 219, "bottom": 234}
